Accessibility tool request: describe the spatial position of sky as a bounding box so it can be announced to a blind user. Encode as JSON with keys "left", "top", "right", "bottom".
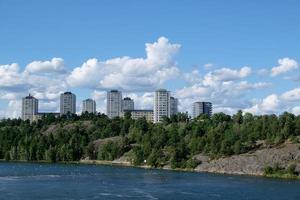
{"left": 0, "top": 0, "right": 300, "bottom": 118}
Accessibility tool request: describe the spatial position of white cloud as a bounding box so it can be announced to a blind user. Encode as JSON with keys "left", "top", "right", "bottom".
{"left": 281, "top": 87, "right": 300, "bottom": 102}
{"left": 203, "top": 66, "right": 251, "bottom": 86}
{"left": 271, "top": 57, "right": 298, "bottom": 76}
{"left": 39, "top": 101, "right": 59, "bottom": 112}
{"left": 25, "top": 57, "right": 65, "bottom": 74}
{"left": 67, "top": 37, "right": 180, "bottom": 91}
{"left": 291, "top": 106, "right": 300, "bottom": 115}
{"left": 0, "top": 63, "right": 24, "bottom": 89}
{"left": 0, "top": 100, "right": 22, "bottom": 119}
{"left": 126, "top": 92, "right": 154, "bottom": 110}
{"left": 183, "top": 70, "right": 201, "bottom": 84}
{"left": 244, "top": 94, "right": 282, "bottom": 115}
{"left": 204, "top": 63, "right": 213, "bottom": 70}
{"left": 257, "top": 68, "right": 269, "bottom": 76}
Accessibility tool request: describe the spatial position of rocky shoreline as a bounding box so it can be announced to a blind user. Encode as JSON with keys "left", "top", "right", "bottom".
{"left": 80, "top": 141, "right": 300, "bottom": 178}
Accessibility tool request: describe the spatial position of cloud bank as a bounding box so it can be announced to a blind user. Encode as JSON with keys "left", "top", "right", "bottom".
{"left": 0, "top": 37, "right": 299, "bottom": 118}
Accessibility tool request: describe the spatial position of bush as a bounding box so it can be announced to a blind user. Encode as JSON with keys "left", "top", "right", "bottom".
{"left": 287, "top": 164, "right": 297, "bottom": 175}
{"left": 186, "top": 158, "right": 201, "bottom": 169}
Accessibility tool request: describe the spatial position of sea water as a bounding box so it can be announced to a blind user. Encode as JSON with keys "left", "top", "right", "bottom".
{"left": 0, "top": 162, "right": 299, "bottom": 200}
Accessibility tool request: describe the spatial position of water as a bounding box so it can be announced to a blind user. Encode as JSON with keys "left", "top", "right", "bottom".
{"left": 0, "top": 162, "right": 299, "bottom": 200}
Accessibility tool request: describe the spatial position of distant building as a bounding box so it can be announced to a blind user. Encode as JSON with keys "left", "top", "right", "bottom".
{"left": 154, "top": 89, "right": 171, "bottom": 123}
{"left": 107, "top": 90, "right": 122, "bottom": 118}
{"left": 22, "top": 94, "right": 38, "bottom": 121}
{"left": 192, "top": 102, "right": 212, "bottom": 118}
{"left": 170, "top": 96, "right": 178, "bottom": 116}
{"left": 121, "top": 109, "right": 153, "bottom": 122}
{"left": 82, "top": 99, "right": 96, "bottom": 114}
{"left": 60, "top": 92, "right": 76, "bottom": 115}
{"left": 32, "top": 112, "right": 60, "bottom": 121}
{"left": 122, "top": 97, "right": 134, "bottom": 111}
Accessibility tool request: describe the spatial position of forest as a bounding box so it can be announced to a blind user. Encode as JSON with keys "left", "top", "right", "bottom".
{"left": 0, "top": 111, "right": 300, "bottom": 170}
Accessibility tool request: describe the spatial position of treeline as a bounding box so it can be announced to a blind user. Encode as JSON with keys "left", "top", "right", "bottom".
{"left": 0, "top": 111, "right": 299, "bottom": 169}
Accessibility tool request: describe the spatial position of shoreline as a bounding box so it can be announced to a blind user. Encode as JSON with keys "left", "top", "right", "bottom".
{"left": 2, "top": 159, "right": 299, "bottom": 180}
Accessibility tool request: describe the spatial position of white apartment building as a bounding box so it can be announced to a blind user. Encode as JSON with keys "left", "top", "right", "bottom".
{"left": 82, "top": 99, "right": 96, "bottom": 114}
{"left": 22, "top": 94, "right": 38, "bottom": 122}
{"left": 153, "top": 89, "right": 171, "bottom": 123}
{"left": 107, "top": 90, "right": 122, "bottom": 118}
{"left": 60, "top": 92, "right": 76, "bottom": 115}
{"left": 122, "top": 97, "right": 134, "bottom": 111}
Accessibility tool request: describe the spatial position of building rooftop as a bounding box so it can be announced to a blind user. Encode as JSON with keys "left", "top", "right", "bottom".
{"left": 123, "top": 109, "right": 153, "bottom": 112}
{"left": 156, "top": 89, "right": 168, "bottom": 92}
{"left": 123, "top": 97, "right": 132, "bottom": 100}
{"left": 63, "top": 92, "right": 73, "bottom": 95}
{"left": 24, "top": 94, "right": 37, "bottom": 99}
{"left": 83, "top": 98, "right": 94, "bottom": 101}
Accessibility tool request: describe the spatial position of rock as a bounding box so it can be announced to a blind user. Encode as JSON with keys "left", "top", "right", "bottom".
{"left": 195, "top": 143, "right": 300, "bottom": 176}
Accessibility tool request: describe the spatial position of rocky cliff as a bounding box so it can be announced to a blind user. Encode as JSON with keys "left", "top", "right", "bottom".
{"left": 194, "top": 141, "right": 300, "bottom": 176}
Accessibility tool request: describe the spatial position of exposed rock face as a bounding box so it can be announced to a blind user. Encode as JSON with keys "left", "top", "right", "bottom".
{"left": 195, "top": 142, "right": 300, "bottom": 176}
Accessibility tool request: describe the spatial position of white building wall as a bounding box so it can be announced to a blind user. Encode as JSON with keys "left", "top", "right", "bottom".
{"left": 82, "top": 99, "right": 96, "bottom": 113}
{"left": 107, "top": 90, "right": 122, "bottom": 118}
{"left": 22, "top": 95, "right": 38, "bottom": 121}
{"left": 153, "top": 89, "right": 170, "bottom": 123}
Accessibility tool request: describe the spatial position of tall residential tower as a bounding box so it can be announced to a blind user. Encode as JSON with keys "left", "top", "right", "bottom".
{"left": 22, "top": 94, "right": 38, "bottom": 121}
{"left": 122, "top": 97, "right": 134, "bottom": 111}
{"left": 107, "top": 90, "right": 122, "bottom": 118}
{"left": 153, "top": 89, "right": 171, "bottom": 123}
{"left": 60, "top": 92, "right": 76, "bottom": 115}
{"left": 82, "top": 99, "right": 96, "bottom": 114}
{"left": 192, "top": 102, "right": 212, "bottom": 118}
{"left": 170, "top": 96, "right": 178, "bottom": 116}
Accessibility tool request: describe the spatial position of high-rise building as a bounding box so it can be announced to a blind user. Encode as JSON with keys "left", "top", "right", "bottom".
{"left": 60, "top": 92, "right": 76, "bottom": 115}
{"left": 170, "top": 96, "right": 178, "bottom": 116}
{"left": 192, "top": 102, "right": 212, "bottom": 118}
{"left": 22, "top": 94, "right": 38, "bottom": 121}
{"left": 107, "top": 90, "right": 122, "bottom": 118}
{"left": 153, "top": 89, "right": 171, "bottom": 123}
{"left": 82, "top": 99, "right": 96, "bottom": 114}
{"left": 122, "top": 97, "right": 134, "bottom": 111}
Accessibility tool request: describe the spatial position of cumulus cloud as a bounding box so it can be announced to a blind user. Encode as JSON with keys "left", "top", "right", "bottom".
{"left": 281, "top": 87, "right": 300, "bottom": 102}
{"left": 271, "top": 57, "right": 298, "bottom": 76}
{"left": 0, "top": 63, "right": 25, "bottom": 90}
{"left": 67, "top": 37, "right": 180, "bottom": 91}
{"left": 0, "top": 100, "right": 22, "bottom": 119}
{"left": 25, "top": 57, "right": 65, "bottom": 74}
{"left": 203, "top": 66, "right": 251, "bottom": 86}
{"left": 244, "top": 94, "right": 281, "bottom": 115}
{"left": 1, "top": 37, "right": 299, "bottom": 118}
{"left": 183, "top": 70, "right": 201, "bottom": 84}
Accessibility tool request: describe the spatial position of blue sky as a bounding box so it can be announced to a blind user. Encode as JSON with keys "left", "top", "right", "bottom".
{"left": 0, "top": 0, "right": 300, "bottom": 117}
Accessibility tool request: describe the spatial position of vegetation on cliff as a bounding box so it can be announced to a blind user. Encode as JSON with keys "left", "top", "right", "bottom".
{"left": 0, "top": 111, "right": 300, "bottom": 172}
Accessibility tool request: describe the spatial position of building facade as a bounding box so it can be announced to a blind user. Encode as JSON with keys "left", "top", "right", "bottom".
{"left": 22, "top": 94, "right": 38, "bottom": 121}
{"left": 107, "top": 90, "right": 122, "bottom": 118}
{"left": 153, "top": 89, "right": 171, "bottom": 123}
{"left": 82, "top": 99, "right": 96, "bottom": 114}
{"left": 192, "top": 102, "right": 212, "bottom": 118}
{"left": 122, "top": 97, "right": 134, "bottom": 111}
{"left": 32, "top": 112, "right": 60, "bottom": 121}
{"left": 60, "top": 92, "right": 76, "bottom": 115}
{"left": 121, "top": 109, "right": 153, "bottom": 122}
{"left": 170, "top": 96, "right": 178, "bottom": 116}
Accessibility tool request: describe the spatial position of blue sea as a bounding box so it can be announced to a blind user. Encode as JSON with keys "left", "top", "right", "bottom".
{"left": 0, "top": 162, "right": 299, "bottom": 200}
